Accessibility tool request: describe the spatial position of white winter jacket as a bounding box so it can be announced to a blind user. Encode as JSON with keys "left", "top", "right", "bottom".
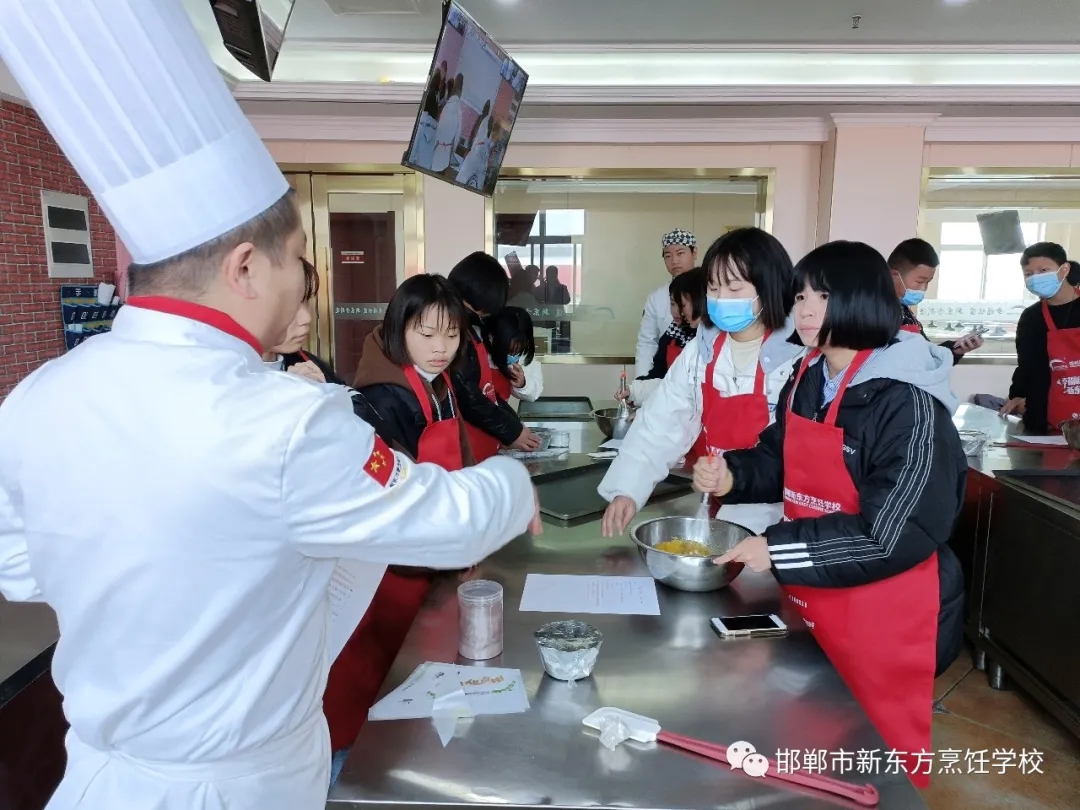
{"left": 599, "top": 321, "right": 806, "bottom": 509}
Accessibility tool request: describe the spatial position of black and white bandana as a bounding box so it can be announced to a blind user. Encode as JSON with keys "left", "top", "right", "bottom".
{"left": 661, "top": 228, "right": 696, "bottom": 253}
{"left": 664, "top": 319, "right": 697, "bottom": 348}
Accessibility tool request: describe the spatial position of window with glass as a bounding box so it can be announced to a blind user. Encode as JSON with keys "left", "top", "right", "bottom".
{"left": 490, "top": 175, "right": 769, "bottom": 358}
{"left": 918, "top": 171, "right": 1080, "bottom": 358}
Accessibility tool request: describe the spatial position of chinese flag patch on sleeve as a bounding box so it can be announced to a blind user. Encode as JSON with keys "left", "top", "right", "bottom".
{"left": 363, "top": 436, "right": 396, "bottom": 487}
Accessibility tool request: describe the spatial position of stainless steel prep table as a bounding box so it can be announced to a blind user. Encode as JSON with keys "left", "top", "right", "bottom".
{"left": 329, "top": 489, "right": 929, "bottom": 810}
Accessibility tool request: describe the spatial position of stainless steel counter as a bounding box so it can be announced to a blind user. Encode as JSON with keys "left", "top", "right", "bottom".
{"left": 0, "top": 598, "right": 57, "bottom": 708}
{"left": 330, "top": 490, "right": 928, "bottom": 809}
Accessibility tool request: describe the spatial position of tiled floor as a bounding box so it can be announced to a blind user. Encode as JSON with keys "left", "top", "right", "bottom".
{"left": 921, "top": 650, "right": 1080, "bottom": 808}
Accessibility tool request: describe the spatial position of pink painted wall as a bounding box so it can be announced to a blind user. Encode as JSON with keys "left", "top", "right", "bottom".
{"left": 823, "top": 125, "right": 927, "bottom": 257}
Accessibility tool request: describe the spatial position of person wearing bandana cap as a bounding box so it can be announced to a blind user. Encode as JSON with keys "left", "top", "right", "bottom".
{"left": 635, "top": 228, "right": 697, "bottom": 374}
{"left": 0, "top": 2, "right": 541, "bottom": 809}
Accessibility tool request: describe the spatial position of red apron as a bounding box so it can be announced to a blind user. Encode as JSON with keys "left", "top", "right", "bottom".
{"left": 665, "top": 340, "right": 683, "bottom": 370}
{"left": 323, "top": 368, "right": 466, "bottom": 751}
{"left": 899, "top": 323, "right": 922, "bottom": 334}
{"left": 697, "top": 331, "right": 771, "bottom": 458}
{"left": 1042, "top": 300, "right": 1080, "bottom": 430}
{"left": 780, "top": 350, "right": 938, "bottom": 788}
{"left": 462, "top": 334, "right": 512, "bottom": 462}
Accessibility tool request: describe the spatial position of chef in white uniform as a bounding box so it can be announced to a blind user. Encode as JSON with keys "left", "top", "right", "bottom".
{"left": 635, "top": 229, "right": 697, "bottom": 374}
{"left": 0, "top": 3, "right": 539, "bottom": 810}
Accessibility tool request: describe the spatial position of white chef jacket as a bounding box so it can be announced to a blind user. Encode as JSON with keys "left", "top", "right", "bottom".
{"left": 599, "top": 322, "right": 805, "bottom": 509}
{"left": 512, "top": 359, "right": 544, "bottom": 402}
{"left": 0, "top": 304, "right": 535, "bottom": 810}
{"left": 634, "top": 281, "right": 674, "bottom": 375}
{"left": 431, "top": 96, "right": 463, "bottom": 172}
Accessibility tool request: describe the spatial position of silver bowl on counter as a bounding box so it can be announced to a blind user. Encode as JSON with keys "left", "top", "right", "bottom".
{"left": 592, "top": 407, "right": 637, "bottom": 440}
{"left": 630, "top": 516, "right": 750, "bottom": 592}
{"left": 1060, "top": 418, "right": 1080, "bottom": 450}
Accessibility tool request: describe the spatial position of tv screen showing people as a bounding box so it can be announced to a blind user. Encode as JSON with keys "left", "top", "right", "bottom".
{"left": 402, "top": 0, "right": 528, "bottom": 197}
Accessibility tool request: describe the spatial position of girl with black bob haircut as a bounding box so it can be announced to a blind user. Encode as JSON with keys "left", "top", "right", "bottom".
{"left": 599, "top": 227, "right": 805, "bottom": 537}
{"left": 691, "top": 240, "right": 967, "bottom": 788}
{"left": 446, "top": 252, "right": 541, "bottom": 459}
{"left": 335, "top": 273, "right": 476, "bottom": 787}
{"left": 485, "top": 306, "right": 544, "bottom": 403}
{"left": 351, "top": 273, "right": 471, "bottom": 463}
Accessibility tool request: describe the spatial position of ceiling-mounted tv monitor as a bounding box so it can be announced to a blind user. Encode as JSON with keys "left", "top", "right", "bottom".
{"left": 209, "top": 0, "right": 297, "bottom": 82}
{"left": 402, "top": 0, "right": 528, "bottom": 197}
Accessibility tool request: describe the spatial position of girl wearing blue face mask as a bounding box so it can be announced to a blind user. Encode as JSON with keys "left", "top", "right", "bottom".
{"left": 487, "top": 306, "right": 544, "bottom": 403}
{"left": 1002, "top": 241, "right": 1080, "bottom": 433}
{"left": 599, "top": 227, "right": 805, "bottom": 537}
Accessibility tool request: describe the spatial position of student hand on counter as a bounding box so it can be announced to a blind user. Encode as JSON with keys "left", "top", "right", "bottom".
{"left": 510, "top": 427, "right": 543, "bottom": 451}
{"left": 287, "top": 361, "right": 326, "bottom": 384}
{"left": 691, "top": 455, "right": 734, "bottom": 497}
{"left": 1000, "top": 396, "right": 1027, "bottom": 417}
{"left": 601, "top": 495, "right": 637, "bottom": 537}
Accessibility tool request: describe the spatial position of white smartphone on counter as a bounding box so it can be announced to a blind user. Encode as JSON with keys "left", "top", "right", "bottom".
{"left": 710, "top": 614, "right": 788, "bottom": 639}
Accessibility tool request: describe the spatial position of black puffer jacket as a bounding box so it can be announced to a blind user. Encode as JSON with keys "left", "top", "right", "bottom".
{"left": 723, "top": 338, "right": 966, "bottom": 676}
{"left": 349, "top": 328, "right": 474, "bottom": 464}
{"left": 450, "top": 323, "right": 523, "bottom": 447}
{"left": 280, "top": 351, "right": 344, "bottom": 385}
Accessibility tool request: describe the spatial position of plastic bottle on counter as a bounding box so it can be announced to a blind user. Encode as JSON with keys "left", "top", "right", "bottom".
{"left": 458, "top": 580, "right": 504, "bottom": 660}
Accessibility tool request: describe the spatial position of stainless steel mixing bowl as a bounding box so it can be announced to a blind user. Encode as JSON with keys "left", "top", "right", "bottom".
{"left": 1061, "top": 418, "right": 1080, "bottom": 450}
{"left": 592, "top": 407, "right": 637, "bottom": 440}
{"left": 630, "top": 516, "right": 750, "bottom": 592}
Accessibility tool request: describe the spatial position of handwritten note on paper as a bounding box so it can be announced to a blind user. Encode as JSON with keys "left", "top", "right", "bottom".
{"left": 327, "top": 559, "right": 387, "bottom": 662}
{"left": 518, "top": 574, "right": 661, "bottom": 616}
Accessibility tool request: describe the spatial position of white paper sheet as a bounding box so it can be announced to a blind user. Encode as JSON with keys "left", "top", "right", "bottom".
{"left": 1012, "top": 434, "right": 1069, "bottom": 446}
{"left": 369, "top": 662, "right": 530, "bottom": 723}
{"left": 327, "top": 559, "right": 387, "bottom": 661}
{"left": 519, "top": 574, "right": 660, "bottom": 616}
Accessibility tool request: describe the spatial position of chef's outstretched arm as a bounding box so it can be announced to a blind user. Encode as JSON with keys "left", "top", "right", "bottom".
{"left": 284, "top": 391, "right": 536, "bottom": 569}
{"left": 762, "top": 386, "right": 960, "bottom": 589}
{"left": 0, "top": 482, "right": 42, "bottom": 602}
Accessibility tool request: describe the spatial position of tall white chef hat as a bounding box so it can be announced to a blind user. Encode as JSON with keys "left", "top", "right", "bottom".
{"left": 0, "top": 0, "right": 288, "bottom": 265}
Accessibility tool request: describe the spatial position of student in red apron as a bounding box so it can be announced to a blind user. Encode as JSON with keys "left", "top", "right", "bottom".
{"left": 446, "top": 252, "right": 542, "bottom": 460}
{"left": 599, "top": 229, "right": 803, "bottom": 537}
{"left": 487, "top": 306, "right": 545, "bottom": 404}
{"left": 1001, "top": 241, "right": 1080, "bottom": 434}
{"left": 693, "top": 241, "right": 967, "bottom": 788}
{"left": 337, "top": 274, "right": 477, "bottom": 785}
{"left": 887, "top": 238, "right": 982, "bottom": 360}
{"left": 618, "top": 268, "right": 707, "bottom": 408}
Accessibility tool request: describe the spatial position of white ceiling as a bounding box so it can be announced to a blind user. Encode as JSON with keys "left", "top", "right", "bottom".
{"left": 174, "top": 0, "right": 1080, "bottom": 104}
{"left": 279, "top": 0, "right": 1077, "bottom": 46}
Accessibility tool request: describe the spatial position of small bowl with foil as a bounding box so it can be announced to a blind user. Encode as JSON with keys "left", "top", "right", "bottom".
{"left": 630, "top": 516, "right": 751, "bottom": 592}
{"left": 534, "top": 620, "right": 603, "bottom": 683}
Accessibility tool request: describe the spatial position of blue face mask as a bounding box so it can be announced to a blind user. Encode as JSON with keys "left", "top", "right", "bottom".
{"left": 707, "top": 296, "right": 758, "bottom": 333}
{"left": 506, "top": 354, "right": 522, "bottom": 366}
{"left": 1026, "top": 270, "right": 1064, "bottom": 300}
{"left": 900, "top": 288, "right": 924, "bottom": 307}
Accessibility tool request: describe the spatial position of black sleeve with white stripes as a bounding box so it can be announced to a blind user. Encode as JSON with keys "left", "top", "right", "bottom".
{"left": 762, "top": 384, "right": 961, "bottom": 589}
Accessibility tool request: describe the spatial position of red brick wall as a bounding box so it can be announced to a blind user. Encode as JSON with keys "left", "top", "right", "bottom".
{"left": 0, "top": 98, "right": 118, "bottom": 398}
